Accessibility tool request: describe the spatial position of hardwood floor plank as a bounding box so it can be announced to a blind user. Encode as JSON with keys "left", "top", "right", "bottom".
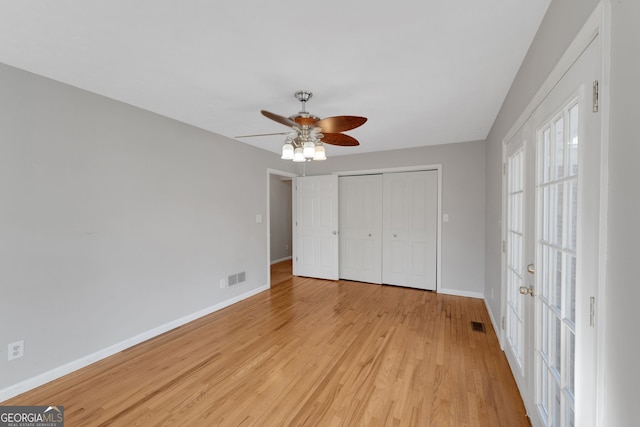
{"left": 3, "top": 260, "right": 529, "bottom": 426}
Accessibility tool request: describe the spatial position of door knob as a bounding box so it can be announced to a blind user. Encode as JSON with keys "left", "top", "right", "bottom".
{"left": 368, "top": 233, "right": 372, "bottom": 237}
{"left": 333, "top": 230, "right": 338, "bottom": 235}
{"left": 519, "top": 286, "right": 535, "bottom": 296}
{"left": 527, "top": 264, "right": 535, "bottom": 274}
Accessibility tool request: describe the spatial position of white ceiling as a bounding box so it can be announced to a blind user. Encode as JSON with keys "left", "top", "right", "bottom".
{"left": 0, "top": 0, "right": 550, "bottom": 157}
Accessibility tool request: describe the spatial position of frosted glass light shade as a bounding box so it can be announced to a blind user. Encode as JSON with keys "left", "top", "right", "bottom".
{"left": 281, "top": 142, "right": 294, "bottom": 159}
{"left": 303, "top": 140, "right": 316, "bottom": 158}
{"left": 293, "top": 147, "right": 306, "bottom": 162}
{"left": 313, "top": 144, "right": 326, "bottom": 160}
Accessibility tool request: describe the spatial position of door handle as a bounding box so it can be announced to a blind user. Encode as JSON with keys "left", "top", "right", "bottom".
{"left": 519, "top": 286, "right": 535, "bottom": 297}
{"left": 527, "top": 264, "right": 535, "bottom": 275}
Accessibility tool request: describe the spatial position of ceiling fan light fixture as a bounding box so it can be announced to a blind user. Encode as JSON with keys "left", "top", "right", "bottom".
{"left": 313, "top": 144, "right": 326, "bottom": 161}
{"left": 293, "top": 146, "right": 306, "bottom": 162}
{"left": 281, "top": 142, "right": 294, "bottom": 160}
{"left": 303, "top": 140, "right": 316, "bottom": 158}
{"left": 258, "top": 90, "right": 366, "bottom": 163}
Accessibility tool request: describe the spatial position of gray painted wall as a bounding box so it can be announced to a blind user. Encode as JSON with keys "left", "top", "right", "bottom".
{"left": 305, "top": 140, "right": 486, "bottom": 296}
{"left": 269, "top": 175, "right": 292, "bottom": 262}
{"left": 0, "top": 62, "right": 296, "bottom": 391}
{"left": 604, "top": 1, "right": 640, "bottom": 425}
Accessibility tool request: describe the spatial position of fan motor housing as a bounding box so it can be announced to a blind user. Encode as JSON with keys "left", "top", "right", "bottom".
{"left": 290, "top": 115, "right": 319, "bottom": 127}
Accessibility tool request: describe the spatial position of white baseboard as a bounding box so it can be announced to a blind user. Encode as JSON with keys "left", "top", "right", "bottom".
{"left": 0, "top": 284, "right": 269, "bottom": 402}
{"left": 438, "top": 288, "right": 484, "bottom": 299}
{"left": 270, "top": 256, "right": 292, "bottom": 265}
{"left": 484, "top": 298, "right": 503, "bottom": 346}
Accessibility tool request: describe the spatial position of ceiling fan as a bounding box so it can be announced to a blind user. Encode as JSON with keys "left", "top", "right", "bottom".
{"left": 235, "top": 90, "right": 367, "bottom": 162}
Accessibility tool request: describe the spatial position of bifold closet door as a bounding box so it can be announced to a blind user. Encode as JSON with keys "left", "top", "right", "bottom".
{"left": 339, "top": 175, "right": 383, "bottom": 284}
{"left": 382, "top": 170, "right": 438, "bottom": 290}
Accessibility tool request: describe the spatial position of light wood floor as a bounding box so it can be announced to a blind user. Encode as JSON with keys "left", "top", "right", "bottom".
{"left": 4, "top": 260, "right": 529, "bottom": 426}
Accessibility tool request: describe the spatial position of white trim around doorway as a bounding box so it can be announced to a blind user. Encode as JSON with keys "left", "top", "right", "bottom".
{"left": 267, "top": 168, "right": 298, "bottom": 288}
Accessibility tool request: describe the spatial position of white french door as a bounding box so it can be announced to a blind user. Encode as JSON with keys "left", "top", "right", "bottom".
{"left": 503, "top": 33, "right": 601, "bottom": 427}
{"left": 529, "top": 35, "right": 601, "bottom": 427}
{"left": 504, "top": 130, "right": 536, "bottom": 409}
{"left": 534, "top": 99, "right": 581, "bottom": 427}
{"left": 294, "top": 175, "right": 339, "bottom": 280}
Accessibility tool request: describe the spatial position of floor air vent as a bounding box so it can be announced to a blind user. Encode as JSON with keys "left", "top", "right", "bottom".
{"left": 471, "top": 321, "right": 486, "bottom": 333}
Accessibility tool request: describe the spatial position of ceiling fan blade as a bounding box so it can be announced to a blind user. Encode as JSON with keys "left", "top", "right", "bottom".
{"left": 321, "top": 133, "right": 360, "bottom": 146}
{"left": 235, "top": 132, "right": 290, "bottom": 138}
{"left": 261, "top": 110, "right": 299, "bottom": 128}
{"left": 315, "top": 116, "right": 367, "bottom": 133}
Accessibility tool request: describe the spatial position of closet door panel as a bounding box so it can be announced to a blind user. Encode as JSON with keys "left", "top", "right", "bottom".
{"left": 383, "top": 173, "right": 407, "bottom": 286}
{"left": 383, "top": 171, "right": 437, "bottom": 290}
{"left": 339, "top": 175, "right": 383, "bottom": 283}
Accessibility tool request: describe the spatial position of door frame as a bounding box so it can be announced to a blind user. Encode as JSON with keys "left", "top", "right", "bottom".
{"left": 266, "top": 168, "right": 298, "bottom": 287}
{"left": 332, "top": 164, "right": 443, "bottom": 292}
{"left": 499, "top": 3, "right": 610, "bottom": 425}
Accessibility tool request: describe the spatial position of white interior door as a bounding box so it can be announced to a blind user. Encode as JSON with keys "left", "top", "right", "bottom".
{"left": 294, "top": 175, "right": 339, "bottom": 280}
{"left": 339, "top": 175, "right": 383, "bottom": 284}
{"left": 382, "top": 170, "right": 438, "bottom": 290}
{"left": 503, "top": 34, "right": 601, "bottom": 427}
